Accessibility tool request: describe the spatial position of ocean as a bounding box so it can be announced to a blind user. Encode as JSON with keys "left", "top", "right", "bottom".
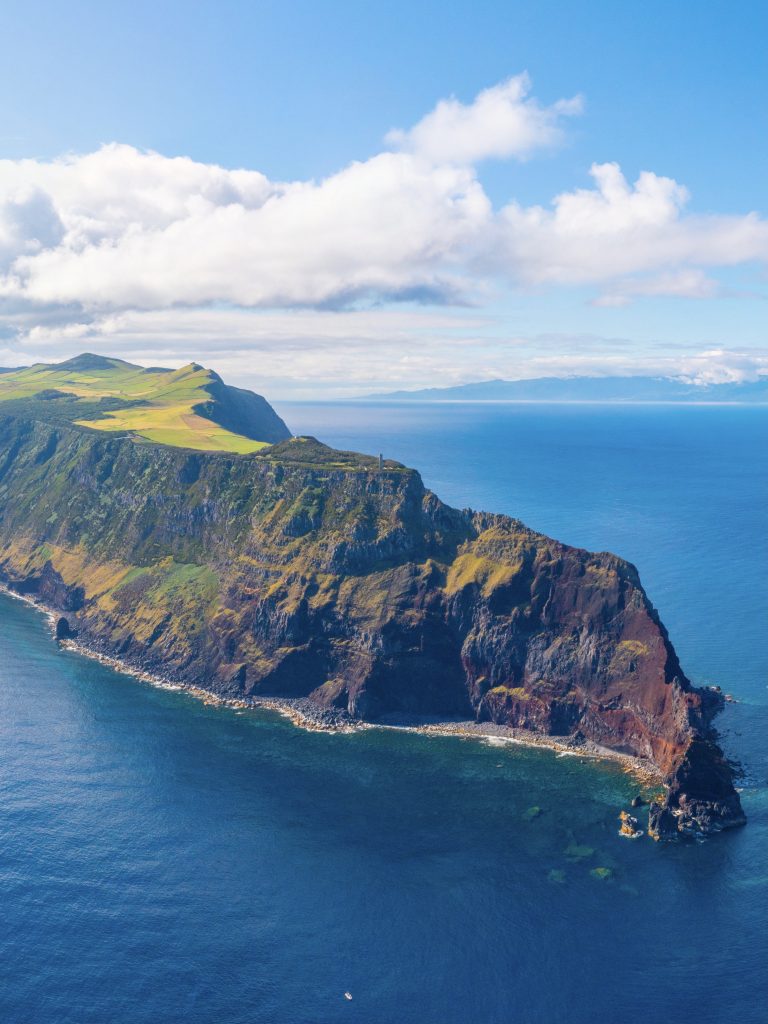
{"left": 1, "top": 402, "right": 766, "bottom": 1024}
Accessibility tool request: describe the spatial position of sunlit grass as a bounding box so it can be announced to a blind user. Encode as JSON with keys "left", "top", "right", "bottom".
{"left": 0, "top": 356, "right": 270, "bottom": 454}
{"left": 80, "top": 404, "right": 269, "bottom": 453}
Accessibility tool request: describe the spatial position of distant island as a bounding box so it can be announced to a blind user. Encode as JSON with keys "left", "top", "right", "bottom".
{"left": 367, "top": 375, "right": 768, "bottom": 403}
{"left": 0, "top": 354, "right": 745, "bottom": 840}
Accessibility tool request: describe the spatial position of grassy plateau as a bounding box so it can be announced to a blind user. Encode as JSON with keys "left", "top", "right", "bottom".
{"left": 0, "top": 354, "right": 284, "bottom": 453}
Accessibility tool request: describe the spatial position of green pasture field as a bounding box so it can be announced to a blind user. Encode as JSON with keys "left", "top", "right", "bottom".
{"left": 0, "top": 356, "right": 269, "bottom": 454}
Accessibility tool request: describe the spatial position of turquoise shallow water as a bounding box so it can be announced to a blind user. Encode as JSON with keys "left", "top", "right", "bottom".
{"left": 1, "top": 402, "right": 766, "bottom": 1023}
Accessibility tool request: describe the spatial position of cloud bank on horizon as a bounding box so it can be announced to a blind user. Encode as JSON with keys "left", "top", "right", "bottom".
{"left": 1, "top": 73, "right": 766, "bottom": 394}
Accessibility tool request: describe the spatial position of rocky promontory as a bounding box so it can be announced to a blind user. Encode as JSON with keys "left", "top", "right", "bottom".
{"left": 0, "top": 401, "right": 745, "bottom": 839}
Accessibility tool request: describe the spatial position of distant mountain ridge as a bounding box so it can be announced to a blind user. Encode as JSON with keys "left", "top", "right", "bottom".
{"left": 369, "top": 375, "right": 768, "bottom": 403}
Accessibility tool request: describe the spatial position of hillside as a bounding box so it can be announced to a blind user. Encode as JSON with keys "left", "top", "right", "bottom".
{"left": 0, "top": 354, "right": 291, "bottom": 452}
{"left": 0, "top": 373, "right": 745, "bottom": 840}
{"left": 370, "top": 375, "right": 768, "bottom": 403}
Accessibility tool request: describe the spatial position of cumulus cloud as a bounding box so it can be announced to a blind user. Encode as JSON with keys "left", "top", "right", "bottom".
{"left": 0, "top": 74, "right": 766, "bottom": 361}
{"left": 0, "top": 187, "right": 64, "bottom": 269}
{"left": 497, "top": 163, "right": 768, "bottom": 286}
{"left": 0, "top": 146, "right": 491, "bottom": 309}
{"left": 386, "top": 73, "right": 583, "bottom": 164}
{"left": 673, "top": 347, "right": 768, "bottom": 384}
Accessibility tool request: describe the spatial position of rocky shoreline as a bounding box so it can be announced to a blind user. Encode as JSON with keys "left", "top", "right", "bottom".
{"left": 1, "top": 582, "right": 664, "bottom": 799}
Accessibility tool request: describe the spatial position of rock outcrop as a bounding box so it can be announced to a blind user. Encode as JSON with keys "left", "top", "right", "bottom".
{"left": 0, "top": 412, "right": 745, "bottom": 839}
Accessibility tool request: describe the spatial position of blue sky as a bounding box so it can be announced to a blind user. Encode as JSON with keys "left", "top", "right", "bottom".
{"left": 0, "top": 0, "right": 765, "bottom": 396}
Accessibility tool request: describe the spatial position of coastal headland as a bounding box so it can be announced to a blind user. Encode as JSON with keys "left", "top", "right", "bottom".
{"left": 0, "top": 356, "right": 746, "bottom": 840}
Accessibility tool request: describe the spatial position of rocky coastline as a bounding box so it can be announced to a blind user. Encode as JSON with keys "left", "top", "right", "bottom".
{"left": 4, "top": 580, "right": 663, "bottom": 775}
{"left": 0, "top": 413, "right": 746, "bottom": 841}
{"left": 0, "top": 579, "right": 689, "bottom": 826}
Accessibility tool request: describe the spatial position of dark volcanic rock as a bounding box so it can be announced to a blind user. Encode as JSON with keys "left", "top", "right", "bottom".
{"left": 648, "top": 801, "right": 684, "bottom": 841}
{"left": 55, "top": 616, "right": 77, "bottom": 641}
{"left": 649, "top": 739, "right": 747, "bottom": 839}
{"left": 0, "top": 415, "right": 745, "bottom": 839}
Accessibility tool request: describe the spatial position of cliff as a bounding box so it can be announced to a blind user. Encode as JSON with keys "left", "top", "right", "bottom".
{"left": 0, "top": 408, "right": 745, "bottom": 839}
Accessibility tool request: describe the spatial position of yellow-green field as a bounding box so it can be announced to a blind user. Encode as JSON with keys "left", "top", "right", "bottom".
{"left": 0, "top": 356, "right": 270, "bottom": 454}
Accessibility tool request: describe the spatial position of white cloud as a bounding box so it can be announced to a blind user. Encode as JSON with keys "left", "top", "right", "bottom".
{"left": 0, "top": 135, "right": 765, "bottom": 319}
{"left": 386, "top": 73, "right": 582, "bottom": 164}
{"left": 516, "top": 346, "right": 768, "bottom": 386}
{"left": 0, "top": 146, "right": 490, "bottom": 309}
{"left": 0, "top": 187, "right": 64, "bottom": 269}
{"left": 0, "top": 73, "right": 765, "bottom": 389}
{"left": 593, "top": 269, "right": 721, "bottom": 307}
{"left": 9, "top": 306, "right": 500, "bottom": 397}
{"left": 497, "top": 163, "right": 768, "bottom": 285}
{"left": 674, "top": 347, "right": 768, "bottom": 384}
{"left": 7, "top": 307, "right": 765, "bottom": 398}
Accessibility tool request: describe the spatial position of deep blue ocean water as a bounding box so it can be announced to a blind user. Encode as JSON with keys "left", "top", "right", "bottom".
{"left": 1, "top": 402, "right": 766, "bottom": 1024}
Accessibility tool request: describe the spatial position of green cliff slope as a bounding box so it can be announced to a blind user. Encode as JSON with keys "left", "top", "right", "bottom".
{"left": 0, "top": 354, "right": 291, "bottom": 452}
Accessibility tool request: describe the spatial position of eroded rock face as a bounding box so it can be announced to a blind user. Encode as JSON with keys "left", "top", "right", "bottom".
{"left": 0, "top": 419, "right": 745, "bottom": 838}
{"left": 649, "top": 739, "right": 747, "bottom": 839}
{"left": 54, "top": 616, "right": 77, "bottom": 641}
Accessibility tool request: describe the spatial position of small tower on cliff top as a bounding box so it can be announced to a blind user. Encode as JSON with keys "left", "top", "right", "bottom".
{"left": 378, "top": 453, "right": 383, "bottom": 470}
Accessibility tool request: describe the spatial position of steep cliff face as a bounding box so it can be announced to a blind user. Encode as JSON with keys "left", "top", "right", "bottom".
{"left": 0, "top": 413, "right": 745, "bottom": 838}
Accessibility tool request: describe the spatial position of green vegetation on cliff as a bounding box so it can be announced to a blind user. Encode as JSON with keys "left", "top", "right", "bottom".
{"left": 0, "top": 353, "right": 291, "bottom": 452}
